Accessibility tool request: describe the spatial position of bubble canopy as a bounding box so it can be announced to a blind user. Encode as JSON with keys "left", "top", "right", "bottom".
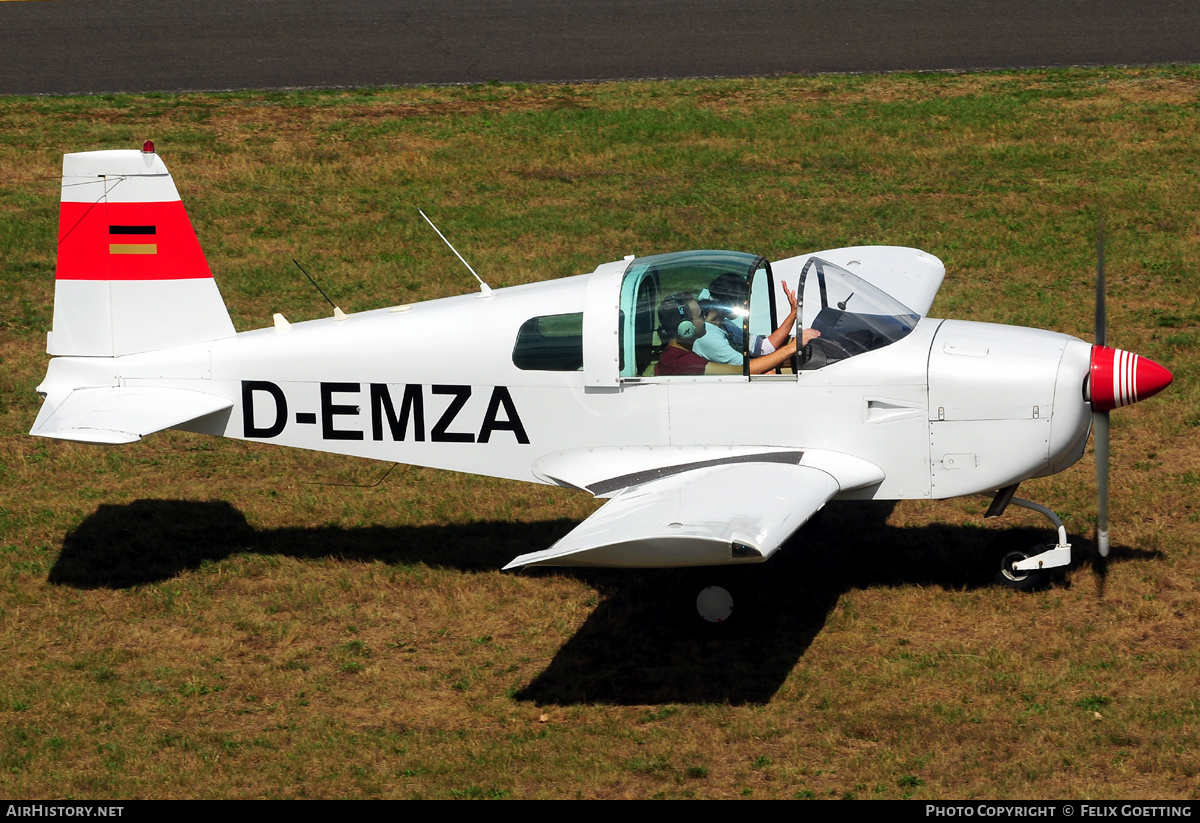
{"left": 616, "top": 250, "right": 920, "bottom": 377}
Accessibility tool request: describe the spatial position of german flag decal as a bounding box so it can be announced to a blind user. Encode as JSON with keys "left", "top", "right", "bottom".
{"left": 108, "top": 224, "right": 157, "bottom": 254}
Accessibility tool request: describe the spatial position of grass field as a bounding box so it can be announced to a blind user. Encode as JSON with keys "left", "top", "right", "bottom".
{"left": 1, "top": 67, "right": 1198, "bottom": 799}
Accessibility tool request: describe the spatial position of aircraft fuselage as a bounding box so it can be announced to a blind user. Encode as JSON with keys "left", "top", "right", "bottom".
{"left": 41, "top": 265, "right": 1095, "bottom": 503}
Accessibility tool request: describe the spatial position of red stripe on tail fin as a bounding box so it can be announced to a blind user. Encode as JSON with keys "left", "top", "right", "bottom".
{"left": 57, "top": 200, "right": 212, "bottom": 281}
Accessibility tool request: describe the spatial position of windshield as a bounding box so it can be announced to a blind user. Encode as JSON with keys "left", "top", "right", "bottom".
{"left": 796, "top": 257, "right": 919, "bottom": 368}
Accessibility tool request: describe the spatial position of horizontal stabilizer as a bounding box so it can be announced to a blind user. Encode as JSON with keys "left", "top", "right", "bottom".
{"left": 504, "top": 461, "right": 842, "bottom": 569}
{"left": 31, "top": 387, "right": 233, "bottom": 445}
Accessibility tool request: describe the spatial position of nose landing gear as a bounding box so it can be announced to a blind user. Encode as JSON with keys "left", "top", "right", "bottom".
{"left": 985, "top": 486, "right": 1072, "bottom": 591}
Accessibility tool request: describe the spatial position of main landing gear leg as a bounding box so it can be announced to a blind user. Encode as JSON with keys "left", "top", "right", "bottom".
{"left": 984, "top": 485, "right": 1072, "bottom": 591}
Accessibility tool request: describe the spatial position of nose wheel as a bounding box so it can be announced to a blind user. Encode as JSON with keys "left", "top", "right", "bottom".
{"left": 996, "top": 546, "right": 1051, "bottom": 592}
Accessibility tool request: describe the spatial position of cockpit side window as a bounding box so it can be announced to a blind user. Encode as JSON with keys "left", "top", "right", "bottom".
{"left": 619, "top": 250, "right": 768, "bottom": 379}
{"left": 512, "top": 313, "right": 584, "bottom": 371}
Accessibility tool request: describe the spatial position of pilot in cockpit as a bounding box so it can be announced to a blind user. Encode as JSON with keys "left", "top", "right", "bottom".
{"left": 695, "top": 273, "right": 820, "bottom": 368}
{"left": 654, "top": 292, "right": 807, "bottom": 376}
{"left": 661, "top": 275, "right": 816, "bottom": 376}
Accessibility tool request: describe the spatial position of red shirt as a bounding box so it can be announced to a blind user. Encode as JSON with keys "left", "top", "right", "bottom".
{"left": 655, "top": 345, "right": 708, "bottom": 376}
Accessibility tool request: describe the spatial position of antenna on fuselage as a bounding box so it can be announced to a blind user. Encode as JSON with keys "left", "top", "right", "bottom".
{"left": 292, "top": 259, "right": 348, "bottom": 321}
{"left": 419, "top": 209, "right": 493, "bottom": 297}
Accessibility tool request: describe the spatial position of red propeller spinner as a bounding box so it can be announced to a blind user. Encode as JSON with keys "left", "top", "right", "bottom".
{"left": 1088, "top": 345, "right": 1173, "bottom": 412}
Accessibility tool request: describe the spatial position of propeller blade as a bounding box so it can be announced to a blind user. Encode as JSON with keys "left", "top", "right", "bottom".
{"left": 1095, "top": 211, "right": 1106, "bottom": 348}
{"left": 1087, "top": 212, "right": 1172, "bottom": 569}
{"left": 1094, "top": 212, "right": 1110, "bottom": 560}
{"left": 1095, "top": 408, "right": 1110, "bottom": 558}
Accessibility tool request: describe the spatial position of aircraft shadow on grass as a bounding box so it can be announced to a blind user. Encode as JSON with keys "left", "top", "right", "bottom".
{"left": 48, "top": 498, "right": 1156, "bottom": 706}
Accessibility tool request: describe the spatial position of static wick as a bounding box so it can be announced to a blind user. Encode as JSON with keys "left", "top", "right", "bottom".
{"left": 419, "top": 209, "right": 492, "bottom": 296}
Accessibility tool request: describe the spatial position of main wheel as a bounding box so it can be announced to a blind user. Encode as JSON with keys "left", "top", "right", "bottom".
{"left": 696, "top": 585, "right": 734, "bottom": 624}
{"left": 995, "top": 546, "right": 1051, "bottom": 592}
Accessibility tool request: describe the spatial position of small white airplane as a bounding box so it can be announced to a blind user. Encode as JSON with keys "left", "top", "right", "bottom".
{"left": 32, "top": 145, "right": 1173, "bottom": 622}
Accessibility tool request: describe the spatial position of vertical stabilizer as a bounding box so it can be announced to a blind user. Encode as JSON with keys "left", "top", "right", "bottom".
{"left": 51, "top": 147, "right": 235, "bottom": 356}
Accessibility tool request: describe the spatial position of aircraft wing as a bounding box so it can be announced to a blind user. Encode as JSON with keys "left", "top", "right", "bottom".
{"left": 505, "top": 448, "right": 883, "bottom": 569}
{"left": 30, "top": 386, "right": 233, "bottom": 445}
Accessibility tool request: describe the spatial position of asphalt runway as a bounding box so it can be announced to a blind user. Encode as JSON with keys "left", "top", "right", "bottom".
{"left": 2, "top": 0, "right": 1199, "bottom": 96}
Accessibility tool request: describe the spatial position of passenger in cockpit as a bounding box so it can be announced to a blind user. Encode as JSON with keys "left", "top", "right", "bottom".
{"left": 654, "top": 293, "right": 721, "bottom": 375}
